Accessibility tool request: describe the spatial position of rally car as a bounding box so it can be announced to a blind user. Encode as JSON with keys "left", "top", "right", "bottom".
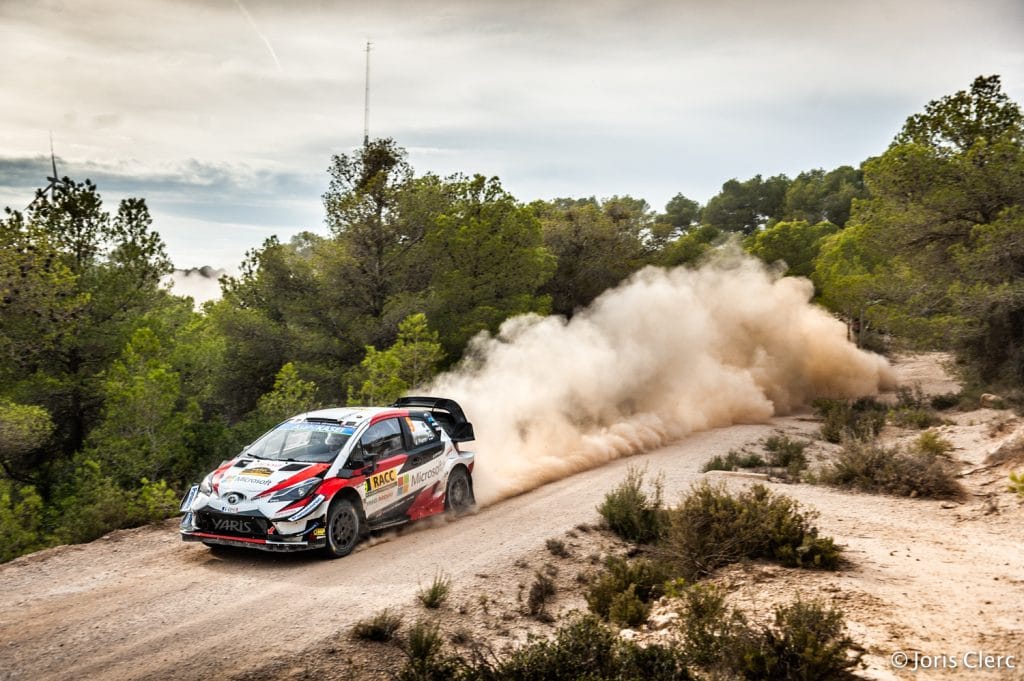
{"left": 179, "top": 397, "right": 475, "bottom": 558}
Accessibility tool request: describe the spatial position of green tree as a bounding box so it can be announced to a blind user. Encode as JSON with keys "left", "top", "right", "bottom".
{"left": 745, "top": 219, "right": 839, "bottom": 278}
{"left": 348, "top": 313, "right": 445, "bottom": 405}
{"left": 426, "top": 175, "right": 555, "bottom": 354}
{"left": 782, "top": 166, "right": 866, "bottom": 227}
{"left": 0, "top": 399, "right": 55, "bottom": 484}
{"left": 703, "top": 174, "right": 791, "bottom": 235}
{"left": 662, "top": 193, "right": 701, "bottom": 231}
{"left": 534, "top": 197, "right": 649, "bottom": 315}
{"left": 815, "top": 75, "right": 1024, "bottom": 381}
{"left": 84, "top": 327, "right": 200, "bottom": 486}
{"left": 255, "top": 362, "right": 320, "bottom": 425}
{"left": 6, "top": 180, "right": 173, "bottom": 460}
{"left": 0, "top": 479, "right": 47, "bottom": 562}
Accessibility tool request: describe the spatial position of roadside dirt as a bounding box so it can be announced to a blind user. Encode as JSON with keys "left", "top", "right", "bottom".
{"left": 1, "top": 352, "right": 1022, "bottom": 680}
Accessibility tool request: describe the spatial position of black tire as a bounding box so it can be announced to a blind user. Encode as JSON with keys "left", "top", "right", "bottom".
{"left": 323, "top": 498, "right": 361, "bottom": 558}
{"left": 444, "top": 466, "right": 475, "bottom": 515}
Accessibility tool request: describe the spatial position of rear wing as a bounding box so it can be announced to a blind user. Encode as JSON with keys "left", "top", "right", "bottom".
{"left": 392, "top": 396, "right": 475, "bottom": 443}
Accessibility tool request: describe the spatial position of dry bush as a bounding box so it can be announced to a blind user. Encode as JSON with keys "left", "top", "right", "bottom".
{"left": 823, "top": 438, "right": 964, "bottom": 500}
{"left": 815, "top": 398, "right": 887, "bottom": 443}
{"left": 662, "top": 482, "right": 840, "bottom": 580}
{"left": 597, "top": 466, "right": 667, "bottom": 544}
{"left": 351, "top": 608, "right": 402, "bottom": 642}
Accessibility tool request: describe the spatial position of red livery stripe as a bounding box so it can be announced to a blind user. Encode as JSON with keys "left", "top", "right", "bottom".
{"left": 256, "top": 463, "right": 330, "bottom": 499}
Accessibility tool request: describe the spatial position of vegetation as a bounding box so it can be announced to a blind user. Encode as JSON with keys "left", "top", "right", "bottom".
{"left": 664, "top": 482, "right": 841, "bottom": 579}
{"left": 585, "top": 556, "right": 670, "bottom": 625}
{"left": 1, "top": 74, "right": 1020, "bottom": 563}
{"left": 544, "top": 538, "right": 569, "bottom": 558}
{"left": 815, "top": 397, "right": 888, "bottom": 443}
{"left": 822, "top": 437, "right": 964, "bottom": 500}
{"left": 351, "top": 609, "right": 403, "bottom": 642}
{"left": 1010, "top": 470, "right": 1024, "bottom": 497}
{"left": 526, "top": 570, "right": 557, "bottom": 620}
{"left": 417, "top": 571, "right": 452, "bottom": 609}
{"left": 701, "top": 449, "right": 765, "bottom": 472}
{"left": 596, "top": 466, "right": 667, "bottom": 544}
{"left": 763, "top": 434, "right": 811, "bottom": 480}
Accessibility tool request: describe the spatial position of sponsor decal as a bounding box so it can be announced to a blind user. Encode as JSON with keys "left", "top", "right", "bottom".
{"left": 312, "top": 528, "right": 325, "bottom": 539}
{"left": 236, "top": 477, "right": 273, "bottom": 486}
{"left": 365, "top": 468, "right": 398, "bottom": 494}
{"left": 397, "top": 474, "right": 410, "bottom": 496}
{"left": 369, "top": 487, "right": 397, "bottom": 505}
{"left": 212, "top": 516, "right": 256, "bottom": 534}
{"left": 410, "top": 462, "right": 443, "bottom": 486}
{"left": 243, "top": 467, "right": 273, "bottom": 477}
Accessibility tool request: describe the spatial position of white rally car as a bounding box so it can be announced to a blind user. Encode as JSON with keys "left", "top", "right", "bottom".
{"left": 179, "top": 397, "right": 475, "bottom": 558}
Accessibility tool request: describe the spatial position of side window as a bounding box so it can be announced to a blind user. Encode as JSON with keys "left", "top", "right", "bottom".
{"left": 406, "top": 416, "right": 441, "bottom": 447}
{"left": 360, "top": 418, "right": 403, "bottom": 459}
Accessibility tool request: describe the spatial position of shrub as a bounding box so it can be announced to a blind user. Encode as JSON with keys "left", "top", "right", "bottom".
{"left": 814, "top": 398, "right": 887, "bottom": 443}
{"left": 488, "top": 615, "right": 689, "bottom": 680}
{"left": 763, "top": 434, "right": 809, "bottom": 479}
{"left": 701, "top": 449, "right": 765, "bottom": 473}
{"left": 822, "top": 438, "right": 964, "bottom": 500}
{"left": 677, "top": 583, "right": 749, "bottom": 667}
{"left": 545, "top": 538, "right": 570, "bottom": 558}
{"left": 417, "top": 571, "right": 451, "bottom": 609}
{"left": 930, "top": 392, "right": 960, "bottom": 411}
{"left": 890, "top": 385, "right": 943, "bottom": 429}
{"left": 663, "top": 482, "right": 840, "bottom": 580}
{"left": 889, "top": 406, "right": 943, "bottom": 429}
{"left": 585, "top": 556, "right": 671, "bottom": 621}
{"left": 351, "top": 608, "right": 402, "bottom": 642}
{"left": 735, "top": 599, "right": 859, "bottom": 680}
{"left": 914, "top": 431, "right": 954, "bottom": 457}
{"left": 398, "top": 618, "right": 458, "bottom": 681}
{"left": 597, "top": 466, "right": 667, "bottom": 544}
{"left": 1009, "top": 470, "right": 1024, "bottom": 497}
{"left": 527, "top": 571, "right": 556, "bottom": 619}
{"left": 608, "top": 584, "right": 649, "bottom": 628}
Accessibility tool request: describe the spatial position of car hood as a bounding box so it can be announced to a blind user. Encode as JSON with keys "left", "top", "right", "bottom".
{"left": 215, "top": 459, "right": 330, "bottom": 498}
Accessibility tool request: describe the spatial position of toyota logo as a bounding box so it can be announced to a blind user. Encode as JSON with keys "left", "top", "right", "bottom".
{"left": 226, "top": 493, "right": 241, "bottom": 504}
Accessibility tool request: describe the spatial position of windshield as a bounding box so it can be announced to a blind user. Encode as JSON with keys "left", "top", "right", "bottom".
{"left": 243, "top": 421, "right": 355, "bottom": 463}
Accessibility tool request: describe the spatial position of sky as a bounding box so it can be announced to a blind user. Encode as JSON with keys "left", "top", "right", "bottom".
{"left": 1, "top": 0, "right": 1022, "bottom": 270}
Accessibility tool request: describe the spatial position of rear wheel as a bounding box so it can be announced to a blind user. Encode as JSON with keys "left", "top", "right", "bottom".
{"left": 323, "top": 498, "right": 361, "bottom": 558}
{"left": 444, "top": 467, "right": 474, "bottom": 515}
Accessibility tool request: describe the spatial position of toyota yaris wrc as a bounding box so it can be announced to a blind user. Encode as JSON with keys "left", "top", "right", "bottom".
{"left": 179, "top": 397, "right": 475, "bottom": 558}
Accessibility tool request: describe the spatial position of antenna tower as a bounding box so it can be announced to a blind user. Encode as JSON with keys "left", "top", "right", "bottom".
{"left": 363, "top": 40, "right": 371, "bottom": 146}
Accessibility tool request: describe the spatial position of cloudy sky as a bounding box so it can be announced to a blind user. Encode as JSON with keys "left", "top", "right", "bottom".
{"left": 1, "top": 0, "right": 1021, "bottom": 269}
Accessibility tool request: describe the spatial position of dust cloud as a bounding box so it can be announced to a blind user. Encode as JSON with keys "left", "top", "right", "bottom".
{"left": 430, "top": 250, "right": 895, "bottom": 505}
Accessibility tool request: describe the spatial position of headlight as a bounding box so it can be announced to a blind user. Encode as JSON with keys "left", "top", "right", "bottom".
{"left": 270, "top": 477, "right": 322, "bottom": 503}
{"left": 199, "top": 472, "right": 214, "bottom": 495}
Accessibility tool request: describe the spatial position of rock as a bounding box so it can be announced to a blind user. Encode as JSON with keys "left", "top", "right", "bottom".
{"left": 649, "top": 612, "right": 680, "bottom": 630}
{"left": 980, "top": 393, "right": 1005, "bottom": 409}
{"left": 619, "top": 629, "right": 637, "bottom": 641}
{"left": 940, "top": 502, "right": 958, "bottom": 509}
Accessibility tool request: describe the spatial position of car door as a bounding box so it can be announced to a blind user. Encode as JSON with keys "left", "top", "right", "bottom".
{"left": 397, "top": 413, "right": 447, "bottom": 498}
{"left": 358, "top": 418, "right": 407, "bottom": 519}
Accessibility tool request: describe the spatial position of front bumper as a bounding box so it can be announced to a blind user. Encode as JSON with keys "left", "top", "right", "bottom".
{"left": 179, "top": 485, "right": 327, "bottom": 552}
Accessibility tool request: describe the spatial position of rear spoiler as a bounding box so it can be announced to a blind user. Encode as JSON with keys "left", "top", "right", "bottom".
{"left": 392, "top": 396, "right": 475, "bottom": 443}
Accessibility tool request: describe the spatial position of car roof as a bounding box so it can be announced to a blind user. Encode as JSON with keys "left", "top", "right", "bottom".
{"left": 295, "top": 406, "right": 395, "bottom": 425}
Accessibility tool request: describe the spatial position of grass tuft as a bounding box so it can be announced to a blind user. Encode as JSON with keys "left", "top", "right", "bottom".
{"left": 417, "top": 571, "right": 451, "bottom": 609}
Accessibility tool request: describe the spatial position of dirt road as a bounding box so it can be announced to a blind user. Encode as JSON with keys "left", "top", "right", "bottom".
{"left": 0, "top": 423, "right": 775, "bottom": 681}
{"left": 1, "top": 354, "right": 1022, "bottom": 680}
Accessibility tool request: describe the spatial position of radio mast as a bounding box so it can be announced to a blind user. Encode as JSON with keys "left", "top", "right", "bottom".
{"left": 363, "top": 40, "right": 371, "bottom": 146}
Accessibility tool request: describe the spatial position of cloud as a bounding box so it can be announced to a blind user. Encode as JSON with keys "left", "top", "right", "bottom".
{"left": 1, "top": 0, "right": 1021, "bottom": 267}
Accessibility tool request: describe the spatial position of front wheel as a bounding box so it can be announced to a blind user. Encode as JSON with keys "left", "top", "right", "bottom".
{"left": 323, "top": 498, "right": 361, "bottom": 558}
{"left": 444, "top": 467, "right": 475, "bottom": 515}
